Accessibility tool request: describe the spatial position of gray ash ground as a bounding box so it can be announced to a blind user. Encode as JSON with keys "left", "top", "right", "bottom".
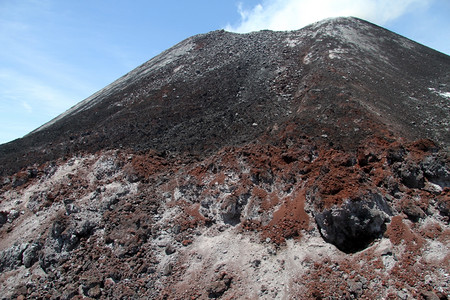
{"left": 0, "top": 17, "right": 449, "bottom": 299}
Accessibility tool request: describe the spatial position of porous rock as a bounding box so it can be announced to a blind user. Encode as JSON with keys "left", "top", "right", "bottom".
{"left": 315, "top": 193, "right": 391, "bottom": 253}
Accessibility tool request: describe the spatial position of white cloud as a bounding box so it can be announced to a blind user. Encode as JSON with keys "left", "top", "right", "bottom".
{"left": 21, "top": 101, "right": 33, "bottom": 113}
{"left": 0, "top": 68, "right": 80, "bottom": 115}
{"left": 227, "top": 0, "right": 431, "bottom": 32}
{"left": 0, "top": 67, "right": 84, "bottom": 144}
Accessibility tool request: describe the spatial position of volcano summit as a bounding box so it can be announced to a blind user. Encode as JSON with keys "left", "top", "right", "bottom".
{"left": 0, "top": 17, "right": 449, "bottom": 299}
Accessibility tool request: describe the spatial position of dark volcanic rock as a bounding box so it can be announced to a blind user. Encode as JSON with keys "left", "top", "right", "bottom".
{"left": 0, "top": 211, "right": 7, "bottom": 227}
{"left": 315, "top": 193, "right": 392, "bottom": 253}
{"left": 421, "top": 154, "right": 450, "bottom": 188}
{"left": 22, "top": 242, "right": 41, "bottom": 268}
{"left": 397, "top": 161, "right": 425, "bottom": 189}
{"left": 0, "top": 243, "right": 27, "bottom": 272}
{"left": 207, "top": 272, "right": 233, "bottom": 298}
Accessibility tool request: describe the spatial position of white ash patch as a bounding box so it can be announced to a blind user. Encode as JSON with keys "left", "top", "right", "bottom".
{"left": 157, "top": 201, "right": 183, "bottom": 226}
{"left": 0, "top": 156, "right": 93, "bottom": 249}
{"left": 311, "top": 19, "right": 391, "bottom": 65}
{"left": 0, "top": 152, "right": 135, "bottom": 252}
{"left": 173, "top": 64, "right": 184, "bottom": 73}
{"left": 309, "top": 17, "right": 341, "bottom": 31}
{"left": 373, "top": 239, "right": 396, "bottom": 270}
{"left": 177, "top": 228, "right": 340, "bottom": 299}
{"left": 336, "top": 25, "right": 377, "bottom": 52}
{"left": 45, "top": 155, "right": 92, "bottom": 184}
{"left": 395, "top": 36, "right": 416, "bottom": 50}
{"left": 429, "top": 87, "right": 450, "bottom": 99}
{"left": 284, "top": 38, "right": 301, "bottom": 48}
{"left": 303, "top": 52, "right": 315, "bottom": 65}
{"left": 141, "top": 40, "right": 194, "bottom": 75}
{"left": 424, "top": 240, "right": 448, "bottom": 263}
{"left": 328, "top": 48, "right": 348, "bottom": 59}
{"left": 89, "top": 154, "right": 120, "bottom": 182}
{"left": 173, "top": 187, "right": 183, "bottom": 201}
{"left": 0, "top": 202, "right": 64, "bottom": 252}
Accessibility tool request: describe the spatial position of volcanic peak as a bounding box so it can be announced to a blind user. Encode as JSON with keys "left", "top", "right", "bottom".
{"left": 1, "top": 17, "right": 449, "bottom": 178}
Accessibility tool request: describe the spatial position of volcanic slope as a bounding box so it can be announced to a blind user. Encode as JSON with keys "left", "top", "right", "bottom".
{"left": 0, "top": 17, "right": 449, "bottom": 299}
{"left": 1, "top": 17, "right": 449, "bottom": 176}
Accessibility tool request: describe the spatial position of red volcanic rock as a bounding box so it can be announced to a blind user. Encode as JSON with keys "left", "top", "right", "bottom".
{"left": 0, "top": 17, "right": 449, "bottom": 299}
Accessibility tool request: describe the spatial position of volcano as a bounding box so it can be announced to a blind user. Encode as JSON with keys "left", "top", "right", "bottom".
{"left": 0, "top": 17, "right": 449, "bottom": 299}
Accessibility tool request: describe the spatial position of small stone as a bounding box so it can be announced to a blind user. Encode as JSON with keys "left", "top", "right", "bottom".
{"left": 402, "top": 202, "right": 425, "bottom": 222}
{"left": 424, "top": 275, "right": 432, "bottom": 285}
{"left": 22, "top": 242, "right": 41, "bottom": 268}
{"left": 7, "top": 209, "right": 20, "bottom": 223}
{"left": 251, "top": 259, "right": 261, "bottom": 268}
{"left": 348, "top": 280, "right": 363, "bottom": 296}
{"left": 207, "top": 273, "right": 232, "bottom": 298}
{"left": 424, "top": 181, "right": 443, "bottom": 194}
{"left": 87, "top": 285, "right": 102, "bottom": 298}
{"left": 182, "top": 239, "right": 192, "bottom": 246}
{"left": 172, "top": 225, "right": 181, "bottom": 234}
{"left": 165, "top": 244, "right": 176, "bottom": 255}
{"left": 0, "top": 211, "right": 7, "bottom": 226}
{"left": 163, "top": 263, "right": 173, "bottom": 276}
{"left": 397, "top": 290, "right": 408, "bottom": 299}
{"left": 62, "top": 284, "right": 78, "bottom": 299}
{"left": 104, "top": 278, "right": 115, "bottom": 287}
{"left": 380, "top": 247, "right": 393, "bottom": 256}
{"left": 421, "top": 291, "right": 440, "bottom": 300}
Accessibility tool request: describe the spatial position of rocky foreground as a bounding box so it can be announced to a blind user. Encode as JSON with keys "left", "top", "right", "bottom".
{"left": 0, "top": 17, "right": 449, "bottom": 299}
{"left": 1, "top": 134, "right": 449, "bottom": 299}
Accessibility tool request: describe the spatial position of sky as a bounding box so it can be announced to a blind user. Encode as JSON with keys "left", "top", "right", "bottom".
{"left": 0, "top": 0, "right": 449, "bottom": 145}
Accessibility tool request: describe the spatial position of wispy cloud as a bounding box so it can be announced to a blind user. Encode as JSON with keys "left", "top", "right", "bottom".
{"left": 21, "top": 101, "right": 33, "bottom": 113}
{"left": 0, "top": 68, "right": 82, "bottom": 117}
{"left": 0, "top": 1, "right": 119, "bottom": 143}
{"left": 226, "top": 0, "right": 431, "bottom": 32}
{"left": 0, "top": 67, "right": 83, "bottom": 144}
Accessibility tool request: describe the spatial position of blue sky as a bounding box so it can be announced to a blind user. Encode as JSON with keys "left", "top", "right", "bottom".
{"left": 1, "top": 0, "right": 449, "bottom": 144}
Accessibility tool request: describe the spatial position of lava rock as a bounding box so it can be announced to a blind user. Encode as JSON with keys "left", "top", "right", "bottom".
{"left": 421, "top": 291, "right": 440, "bottom": 300}
{"left": 165, "top": 244, "right": 176, "bottom": 255}
{"left": 0, "top": 211, "right": 7, "bottom": 227}
{"left": 87, "top": 285, "right": 102, "bottom": 298}
{"left": 315, "top": 193, "right": 391, "bottom": 253}
{"left": 207, "top": 272, "right": 232, "bottom": 298}
{"left": 163, "top": 262, "right": 173, "bottom": 276}
{"left": 0, "top": 243, "right": 27, "bottom": 272}
{"left": 437, "top": 197, "right": 450, "bottom": 218}
{"left": 421, "top": 155, "right": 450, "bottom": 188}
{"left": 22, "top": 242, "right": 42, "bottom": 268}
{"left": 7, "top": 209, "right": 20, "bottom": 223}
{"left": 402, "top": 202, "right": 425, "bottom": 222}
{"left": 61, "top": 284, "right": 78, "bottom": 300}
{"left": 397, "top": 162, "right": 424, "bottom": 189}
